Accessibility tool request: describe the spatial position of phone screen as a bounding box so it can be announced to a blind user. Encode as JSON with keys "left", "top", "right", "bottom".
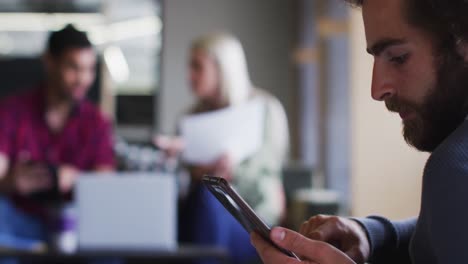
{"left": 202, "top": 175, "right": 300, "bottom": 260}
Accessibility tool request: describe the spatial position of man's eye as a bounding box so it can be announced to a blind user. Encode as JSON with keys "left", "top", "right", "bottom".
{"left": 390, "top": 54, "right": 409, "bottom": 65}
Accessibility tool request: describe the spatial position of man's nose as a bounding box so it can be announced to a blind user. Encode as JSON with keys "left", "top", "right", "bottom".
{"left": 371, "top": 63, "right": 396, "bottom": 101}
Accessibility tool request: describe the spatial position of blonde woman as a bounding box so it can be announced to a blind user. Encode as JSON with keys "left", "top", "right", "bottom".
{"left": 161, "top": 33, "right": 289, "bottom": 263}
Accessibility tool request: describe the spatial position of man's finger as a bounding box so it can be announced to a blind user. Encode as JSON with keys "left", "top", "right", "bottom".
{"left": 250, "top": 232, "right": 302, "bottom": 264}
{"left": 299, "top": 215, "right": 329, "bottom": 237}
{"left": 270, "top": 227, "right": 355, "bottom": 264}
{"left": 306, "top": 220, "right": 344, "bottom": 242}
{"left": 271, "top": 227, "right": 324, "bottom": 259}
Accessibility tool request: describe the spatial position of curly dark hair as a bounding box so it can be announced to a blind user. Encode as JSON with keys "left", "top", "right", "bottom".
{"left": 344, "top": 0, "right": 468, "bottom": 53}
{"left": 47, "top": 24, "right": 92, "bottom": 57}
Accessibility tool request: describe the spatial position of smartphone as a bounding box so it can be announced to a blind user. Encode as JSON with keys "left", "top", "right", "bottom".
{"left": 202, "top": 175, "right": 300, "bottom": 260}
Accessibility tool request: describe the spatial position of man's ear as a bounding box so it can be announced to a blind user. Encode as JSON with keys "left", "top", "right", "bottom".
{"left": 456, "top": 39, "right": 468, "bottom": 62}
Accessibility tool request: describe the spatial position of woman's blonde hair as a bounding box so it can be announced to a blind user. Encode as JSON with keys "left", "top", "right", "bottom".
{"left": 191, "top": 33, "right": 252, "bottom": 106}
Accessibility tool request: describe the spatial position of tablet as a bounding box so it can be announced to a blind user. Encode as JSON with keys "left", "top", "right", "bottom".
{"left": 202, "top": 175, "right": 300, "bottom": 260}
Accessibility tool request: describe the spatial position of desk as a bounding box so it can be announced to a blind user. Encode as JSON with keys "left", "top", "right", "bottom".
{"left": 0, "top": 245, "right": 229, "bottom": 264}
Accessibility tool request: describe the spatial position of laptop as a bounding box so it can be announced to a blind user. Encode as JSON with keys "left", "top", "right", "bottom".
{"left": 75, "top": 172, "right": 177, "bottom": 251}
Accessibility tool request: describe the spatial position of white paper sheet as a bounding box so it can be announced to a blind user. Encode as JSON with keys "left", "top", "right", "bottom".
{"left": 180, "top": 98, "right": 265, "bottom": 165}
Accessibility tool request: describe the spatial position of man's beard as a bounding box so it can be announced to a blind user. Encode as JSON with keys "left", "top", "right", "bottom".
{"left": 57, "top": 85, "right": 82, "bottom": 106}
{"left": 386, "top": 49, "right": 468, "bottom": 152}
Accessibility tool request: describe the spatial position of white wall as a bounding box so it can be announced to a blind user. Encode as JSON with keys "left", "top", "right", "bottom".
{"left": 349, "top": 9, "right": 428, "bottom": 219}
{"left": 158, "top": 0, "right": 291, "bottom": 134}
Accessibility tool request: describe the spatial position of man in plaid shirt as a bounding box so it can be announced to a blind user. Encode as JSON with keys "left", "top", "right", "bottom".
{"left": 0, "top": 24, "right": 115, "bottom": 251}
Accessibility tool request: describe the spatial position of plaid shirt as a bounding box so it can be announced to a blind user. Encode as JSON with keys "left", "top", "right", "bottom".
{"left": 0, "top": 86, "right": 115, "bottom": 213}
{"left": 0, "top": 86, "right": 115, "bottom": 169}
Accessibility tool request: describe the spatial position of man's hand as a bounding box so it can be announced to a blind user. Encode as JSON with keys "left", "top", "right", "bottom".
{"left": 299, "top": 215, "right": 370, "bottom": 264}
{"left": 13, "top": 161, "right": 53, "bottom": 196}
{"left": 251, "top": 227, "right": 356, "bottom": 264}
{"left": 0, "top": 153, "right": 9, "bottom": 180}
{"left": 58, "top": 165, "right": 79, "bottom": 194}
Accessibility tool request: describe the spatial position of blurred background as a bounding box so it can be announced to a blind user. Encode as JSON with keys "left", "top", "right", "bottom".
{"left": 0, "top": 0, "right": 428, "bottom": 259}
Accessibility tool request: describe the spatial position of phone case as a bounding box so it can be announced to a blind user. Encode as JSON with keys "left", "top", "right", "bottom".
{"left": 202, "top": 175, "right": 300, "bottom": 260}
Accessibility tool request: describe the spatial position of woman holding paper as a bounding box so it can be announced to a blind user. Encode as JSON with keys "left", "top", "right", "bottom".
{"left": 159, "top": 33, "right": 289, "bottom": 263}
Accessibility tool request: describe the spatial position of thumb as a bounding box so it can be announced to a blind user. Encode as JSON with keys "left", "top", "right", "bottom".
{"left": 271, "top": 227, "right": 318, "bottom": 257}
{"left": 271, "top": 227, "right": 355, "bottom": 264}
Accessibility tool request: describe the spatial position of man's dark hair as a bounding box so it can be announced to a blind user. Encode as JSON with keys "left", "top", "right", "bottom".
{"left": 47, "top": 24, "right": 92, "bottom": 57}
{"left": 344, "top": 0, "right": 468, "bottom": 53}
